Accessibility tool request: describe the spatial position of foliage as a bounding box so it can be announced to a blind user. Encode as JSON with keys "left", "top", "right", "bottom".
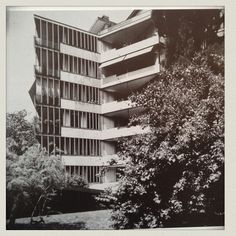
{"left": 65, "top": 173, "right": 88, "bottom": 188}
{"left": 154, "top": 9, "right": 224, "bottom": 66}
{"left": 6, "top": 110, "right": 38, "bottom": 156}
{"left": 110, "top": 44, "right": 224, "bottom": 229}
{"left": 6, "top": 110, "right": 87, "bottom": 225}
{"left": 7, "top": 145, "right": 87, "bottom": 224}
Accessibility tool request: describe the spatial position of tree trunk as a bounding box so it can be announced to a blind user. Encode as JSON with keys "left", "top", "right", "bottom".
{"left": 9, "top": 194, "right": 20, "bottom": 226}
{"left": 30, "top": 194, "right": 44, "bottom": 224}
{"left": 30, "top": 186, "right": 51, "bottom": 224}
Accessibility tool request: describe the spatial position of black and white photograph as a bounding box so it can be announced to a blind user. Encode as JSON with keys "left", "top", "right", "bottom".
{"left": 5, "top": 5, "right": 225, "bottom": 230}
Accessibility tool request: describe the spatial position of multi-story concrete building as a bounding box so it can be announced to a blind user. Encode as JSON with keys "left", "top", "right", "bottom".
{"left": 29, "top": 10, "right": 163, "bottom": 189}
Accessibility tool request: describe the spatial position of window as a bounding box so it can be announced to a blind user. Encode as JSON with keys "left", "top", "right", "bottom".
{"left": 42, "top": 106, "right": 47, "bottom": 133}
{"left": 36, "top": 76, "right": 42, "bottom": 103}
{"left": 54, "top": 24, "right": 58, "bottom": 48}
{"left": 64, "top": 82, "right": 69, "bottom": 99}
{"left": 69, "top": 55, "right": 73, "bottom": 72}
{"left": 77, "top": 58, "right": 81, "bottom": 74}
{"left": 69, "top": 28, "right": 72, "bottom": 45}
{"left": 70, "top": 83, "right": 73, "bottom": 100}
{"left": 74, "top": 139, "right": 78, "bottom": 155}
{"left": 43, "top": 135, "right": 47, "bottom": 150}
{"left": 54, "top": 52, "right": 59, "bottom": 77}
{"left": 81, "top": 33, "right": 84, "bottom": 48}
{"left": 65, "top": 166, "right": 100, "bottom": 183}
{"left": 90, "top": 36, "right": 94, "bottom": 52}
{"left": 42, "top": 78, "right": 48, "bottom": 104}
{"left": 71, "top": 138, "right": 74, "bottom": 155}
{"left": 48, "top": 79, "right": 54, "bottom": 105}
{"left": 59, "top": 26, "right": 63, "bottom": 43}
{"left": 76, "top": 31, "right": 79, "bottom": 47}
{"left": 55, "top": 136, "right": 60, "bottom": 152}
{"left": 83, "top": 33, "right": 86, "bottom": 49}
{"left": 42, "top": 20, "right": 46, "bottom": 40}
{"left": 49, "top": 107, "right": 53, "bottom": 134}
{"left": 55, "top": 108, "right": 60, "bottom": 135}
{"left": 75, "top": 111, "right": 78, "bottom": 128}
{"left": 61, "top": 82, "right": 100, "bottom": 104}
{"left": 63, "top": 27, "right": 68, "bottom": 44}
{"left": 73, "top": 30, "right": 76, "bottom": 46}
{"left": 65, "top": 54, "right": 69, "bottom": 71}
{"left": 35, "top": 18, "right": 41, "bottom": 38}
{"left": 48, "top": 23, "right": 52, "bottom": 47}
{"left": 88, "top": 35, "right": 91, "bottom": 51}
{"left": 94, "top": 36, "right": 97, "bottom": 52}
{"left": 74, "top": 57, "right": 77, "bottom": 74}
{"left": 48, "top": 50, "right": 53, "bottom": 76}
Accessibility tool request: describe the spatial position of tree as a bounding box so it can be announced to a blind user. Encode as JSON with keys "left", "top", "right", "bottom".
{"left": 109, "top": 44, "right": 224, "bottom": 229}
{"left": 6, "top": 110, "right": 87, "bottom": 225}
{"left": 7, "top": 145, "right": 87, "bottom": 225}
{"left": 153, "top": 9, "right": 224, "bottom": 66}
{"left": 6, "top": 110, "right": 38, "bottom": 156}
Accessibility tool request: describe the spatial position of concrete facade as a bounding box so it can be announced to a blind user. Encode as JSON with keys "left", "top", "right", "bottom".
{"left": 29, "top": 10, "right": 162, "bottom": 189}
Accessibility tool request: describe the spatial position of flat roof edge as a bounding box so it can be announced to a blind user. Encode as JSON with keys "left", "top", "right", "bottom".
{"left": 33, "top": 14, "right": 98, "bottom": 37}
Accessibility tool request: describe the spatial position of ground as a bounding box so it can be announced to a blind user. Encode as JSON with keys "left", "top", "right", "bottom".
{"left": 7, "top": 209, "right": 113, "bottom": 230}
{"left": 6, "top": 210, "right": 224, "bottom": 230}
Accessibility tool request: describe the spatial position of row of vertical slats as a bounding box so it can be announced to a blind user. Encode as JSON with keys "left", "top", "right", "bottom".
{"left": 61, "top": 80, "right": 100, "bottom": 104}
{"left": 62, "top": 109, "right": 101, "bottom": 130}
{"left": 66, "top": 166, "right": 101, "bottom": 183}
{"left": 35, "top": 17, "right": 98, "bottom": 52}
{"left": 63, "top": 137, "right": 101, "bottom": 156}
{"left": 61, "top": 53, "right": 99, "bottom": 78}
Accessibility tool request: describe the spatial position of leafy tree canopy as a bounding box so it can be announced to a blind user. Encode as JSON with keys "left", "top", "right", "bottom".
{"left": 153, "top": 9, "right": 224, "bottom": 65}
{"left": 6, "top": 110, "right": 38, "bottom": 156}
{"left": 6, "top": 110, "right": 87, "bottom": 225}
{"left": 110, "top": 44, "right": 224, "bottom": 229}
{"left": 7, "top": 144, "right": 87, "bottom": 224}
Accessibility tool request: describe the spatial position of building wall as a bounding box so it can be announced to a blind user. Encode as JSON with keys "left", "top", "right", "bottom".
{"left": 33, "top": 15, "right": 111, "bottom": 185}
{"left": 101, "top": 141, "right": 116, "bottom": 155}
{"left": 32, "top": 11, "right": 162, "bottom": 187}
{"left": 101, "top": 116, "right": 115, "bottom": 130}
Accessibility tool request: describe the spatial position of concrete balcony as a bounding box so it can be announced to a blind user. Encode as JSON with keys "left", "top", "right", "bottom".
{"left": 61, "top": 125, "right": 150, "bottom": 141}
{"left": 101, "top": 100, "right": 134, "bottom": 114}
{"left": 101, "top": 99, "right": 145, "bottom": 118}
{"left": 60, "top": 43, "right": 100, "bottom": 62}
{"left": 61, "top": 98, "right": 101, "bottom": 113}
{"left": 99, "top": 10, "right": 152, "bottom": 37}
{"left": 60, "top": 71, "right": 100, "bottom": 88}
{"left": 62, "top": 154, "right": 124, "bottom": 170}
{"left": 102, "top": 125, "right": 150, "bottom": 141}
{"left": 61, "top": 126, "right": 101, "bottom": 140}
{"left": 101, "top": 64, "right": 160, "bottom": 91}
{"left": 100, "top": 35, "right": 159, "bottom": 66}
{"left": 62, "top": 155, "right": 116, "bottom": 166}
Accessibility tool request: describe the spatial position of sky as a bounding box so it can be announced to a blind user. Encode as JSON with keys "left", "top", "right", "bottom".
{"left": 6, "top": 7, "right": 131, "bottom": 120}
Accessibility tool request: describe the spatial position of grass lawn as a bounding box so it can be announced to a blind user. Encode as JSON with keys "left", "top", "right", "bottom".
{"left": 7, "top": 209, "right": 113, "bottom": 230}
